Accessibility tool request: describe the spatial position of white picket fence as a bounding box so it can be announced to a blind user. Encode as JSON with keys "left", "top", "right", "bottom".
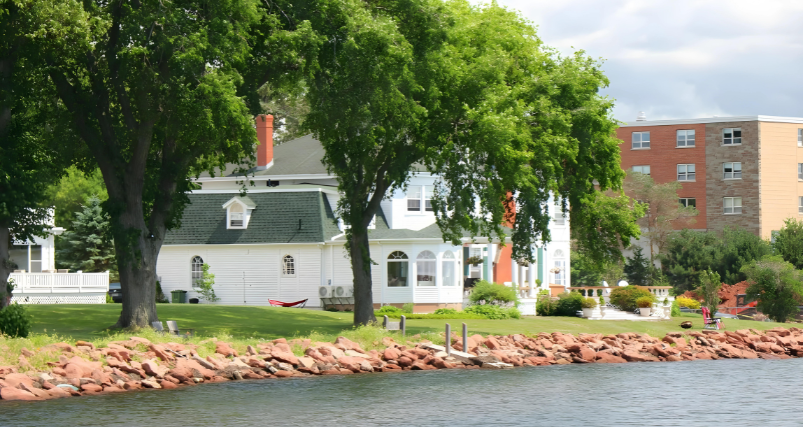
{"left": 9, "top": 271, "right": 109, "bottom": 304}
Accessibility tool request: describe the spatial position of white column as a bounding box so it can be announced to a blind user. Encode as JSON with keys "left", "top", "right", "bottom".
{"left": 511, "top": 259, "right": 518, "bottom": 286}
{"left": 528, "top": 263, "right": 536, "bottom": 298}
{"left": 486, "top": 242, "right": 494, "bottom": 282}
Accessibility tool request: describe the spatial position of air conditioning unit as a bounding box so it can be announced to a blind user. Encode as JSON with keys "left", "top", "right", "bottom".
{"left": 318, "top": 286, "right": 333, "bottom": 298}
{"left": 334, "top": 286, "right": 353, "bottom": 298}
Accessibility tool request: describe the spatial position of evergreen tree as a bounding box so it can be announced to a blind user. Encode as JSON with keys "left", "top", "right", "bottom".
{"left": 624, "top": 246, "right": 651, "bottom": 286}
{"left": 57, "top": 196, "right": 116, "bottom": 274}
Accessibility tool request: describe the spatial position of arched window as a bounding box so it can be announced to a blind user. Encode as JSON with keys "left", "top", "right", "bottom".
{"left": 416, "top": 251, "right": 436, "bottom": 287}
{"left": 191, "top": 256, "right": 204, "bottom": 288}
{"left": 441, "top": 251, "right": 457, "bottom": 287}
{"left": 229, "top": 203, "right": 244, "bottom": 227}
{"left": 282, "top": 255, "right": 295, "bottom": 276}
{"left": 387, "top": 251, "right": 408, "bottom": 287}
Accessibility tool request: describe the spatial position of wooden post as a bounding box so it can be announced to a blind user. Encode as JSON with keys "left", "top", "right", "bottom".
{"left": 445, "top": 323, "right": 451, "bottom": 357}
{"left": 400, "top": 315, "right": 406, "bottom": 339}
{"left": 462, "top": 323, "right": 468, "bottom": 353}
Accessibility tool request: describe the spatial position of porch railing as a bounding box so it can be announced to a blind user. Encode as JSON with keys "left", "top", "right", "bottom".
{"left": 9, "top": 272, "right": 109, "bottom": 294}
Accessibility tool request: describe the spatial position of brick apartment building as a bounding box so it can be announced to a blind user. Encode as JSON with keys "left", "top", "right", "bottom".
{"left": 616, "top": 115, "right": 803, "bottom": 239}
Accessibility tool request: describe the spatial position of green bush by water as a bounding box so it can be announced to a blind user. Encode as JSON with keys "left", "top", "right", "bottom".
{"left": 0, "top": 303, "right": 32, "bottom": 338}
{"left": 469, "top": 281, "right": 519, "bottom": 306}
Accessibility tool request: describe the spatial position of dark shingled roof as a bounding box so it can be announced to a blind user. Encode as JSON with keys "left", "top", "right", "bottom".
{"left": 164, "top": 191, "right": 341, "bottom": 245}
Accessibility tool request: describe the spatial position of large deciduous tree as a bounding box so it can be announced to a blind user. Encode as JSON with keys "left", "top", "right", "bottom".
{"left": 41, "top": 0, "right": 315, "bottom": 327}
{"left": 772, "top": 218, "right": 803, "bottom": 270}
{"left": 743, "top": 255, "right": 803, "bottom": 323}
{"left": 0, "top": 0, "right": 77, "bottom": 308}
{"left": 304, "top": 0, "right": 642, "bottom": 325}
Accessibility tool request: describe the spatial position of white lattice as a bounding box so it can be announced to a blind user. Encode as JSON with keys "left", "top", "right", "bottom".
{"left": 11, "top": 293, "right": 106, "bottom": 305}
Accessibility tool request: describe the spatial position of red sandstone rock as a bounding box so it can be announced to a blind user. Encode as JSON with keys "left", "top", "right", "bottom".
{"left": 596, "top": 352, "right": 627, "bottom": 363}
{"left": 1, "top": 387, "right": 41, "bottom": 401}
{"left": 80, "top": 383, "right": 103, "bottom": 393}
{"left": 383, "top": 347, "right": 401, "bottom": 361}
{"left": 484, "top": 336, "right": 502, "bottom": 350}
{"left": 622, "top": 351, "right": 658, "bottom": 362}
{"left": 215, "top": 342, "right": 238, "bottom": 357}
{"left": 271, "top": 347, "right": 299, "bottom": 365}
{"left": 3, "top": 373, "right": 34, "bottom": 389}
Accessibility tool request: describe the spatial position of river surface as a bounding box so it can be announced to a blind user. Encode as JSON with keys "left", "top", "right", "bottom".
{"left": 1, "top": 358, "right": 801, "bottom": 426}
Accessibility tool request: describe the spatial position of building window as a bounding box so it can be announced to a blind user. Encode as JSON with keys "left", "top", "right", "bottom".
{"left": 632, "top": 132, "right": 650, "bottom": 149}
{"left": 799, "top": 197, "right": 803, "bottom": 214}
{"left": 632, "top": 165, "right": 650, "bottom": 175}
{"left": 677, "top": 130, "right": 695, "bottom": 147}
{"left": 724, "top": 197, "right": 742, "bottom": 214}
{"left": 407, "top": 187, "right": 421, "bottom": 212}
{"left": 799, "top": 164, "right": 803, "bottom": 180}
{"left": 799, "top": 129, "right": 802, "bottom": 147}
{"left": 424, "top": 185, "right": 434, "bottom": 212}
{"left": 679, "top": 198, "right": 696, "bottom": 208}
{"left": 229, "top": 203, "right": 244, "bottom": 228}
{"left": 553, "top": 211, "right": 566, "bottom": 226}
{"left": 416, "top": 251, "right": 436, "bottom": 286}
{"left": 677, "top": 164, "right": 695, "bottom": 181}
{"left": 282, "top": 255, "right": 295, "bottom": 277}
{"left": 191, "top": 256, "right": 204, "bottom": 288}
{"left": 723, "top": 128, "right": 742, "bottom": 145}
{"left": 387, "top": 251, "right": 409, "bottom": 287}
{"left": 724, "top": 162, "right": 742, "bottom": 179}
{"left": 441, "top": 251, "right": 457, "bottom": 287}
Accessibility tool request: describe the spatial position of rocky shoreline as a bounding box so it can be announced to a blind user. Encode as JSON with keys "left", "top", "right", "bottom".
{"left": 2, "top": 326, "right": 802, "bottom": 402}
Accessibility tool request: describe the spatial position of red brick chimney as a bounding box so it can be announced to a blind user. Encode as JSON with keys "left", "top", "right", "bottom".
{"left": 256, "top": 114, "right": 274, "bottom": 169}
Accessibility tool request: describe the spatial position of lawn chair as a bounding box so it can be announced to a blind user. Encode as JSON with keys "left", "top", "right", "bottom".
{"left": 268, "top": 299, "right": 308, "bottom": 308}
{"left": 166, "top": 320, "right": 195, "bottom": 338}
{"left": 152, "top": 321, "right": 165, "bottom": 333}
{"left": 701, "top": 307, "right": 723, "bottom": 330}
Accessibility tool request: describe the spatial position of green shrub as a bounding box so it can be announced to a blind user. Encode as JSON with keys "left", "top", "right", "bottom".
{"left": 581, "top": 297, "right": 597, "bottom": 309}
{"left": 0, "top": 303, "right": 32, "bottom": 338}
{"left": 376, "top": 305, "right": 403, "bottom": 315}
{"left": 402, "top": 303, "right": 414, "bottom": 314}
{"left": 675, "top": 296, "right": 700, "bottom": 309}
{"left": 609, "top": 286, "right": 655, "bottom": 312}
{"left": 105, "top": 294, "right": 115, "bottom": 304}
{"left": 433, "top": 308, "right": 459, "bottom": 315}
{"left": 599, "top": 296, "right": 605, "bottom": 307}
{"left": 671, "top": 299, "right": 681, "bottom": 317}
{"left": 469, "top": 281, "right": 518, "bottom": 306}
{"left": 506, "top": 307, "right": 522, "bottom": 319}
{"left": 463, "top": 304, "right": 521, "bottom": 319}
{"left": 536, "top": 295, "right": 557, "bottom": 316}
{"left": 555, "top": 292, "right": 584, "bottom": 316}
{"left": 636, "top": 296, "right": 654, "bottom": 308}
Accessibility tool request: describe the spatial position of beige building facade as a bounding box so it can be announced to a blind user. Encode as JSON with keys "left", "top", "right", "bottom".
{"left": 618, "top": 115, "right": 803, "bottom": 240}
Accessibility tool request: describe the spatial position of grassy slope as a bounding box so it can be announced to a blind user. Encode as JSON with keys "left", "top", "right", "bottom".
{"left": 25, "top": 304, "right": 787, "bottom": 342}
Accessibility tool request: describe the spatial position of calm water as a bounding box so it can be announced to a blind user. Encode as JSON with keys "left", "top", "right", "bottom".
{"left": 2, "top": 358, "right": 801, "bottom": 426}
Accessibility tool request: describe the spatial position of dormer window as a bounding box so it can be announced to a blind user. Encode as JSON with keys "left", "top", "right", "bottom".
{"left": 230, "top": 204, "right": 244, "bottom": 227}
{"left": 222, "top": 196, "right": 256, "bottom": 229}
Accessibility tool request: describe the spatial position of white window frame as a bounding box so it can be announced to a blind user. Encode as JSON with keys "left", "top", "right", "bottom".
{"left": 799, "top": 196, "right": 803, "bottom": 214}
{"left": 632, "top": 132, "right": 650, "bottom": 149}
{"left": 282, "top": 255, "right": 296, "bottom": 277}
{"left": 387, "top": 251, "right": 409, "bottom": 287}
{"left": 632, "top": 165, "right": 650, "bottom": 175}
{"left": 406, "top": 187, "right": 422, "bottom": 212}
{"left": 677, "top": 164, "right": 696, "bottom": 181}
{"left": 228, "top": 203, "right": 245, "bottom": 229}
{"left": 191, "top": 256, "right": 204, "bottom": 288}
{"left": 798, "top": 163, "right": 803, "bottom": 181}
{"left": 415, "top": 251, "right": 437, "bottom": 287}
{"left": 441, "top": 251, "right": 458, "bottom": 287}
{"left": 798, "top": 129, "right": 802, "bottom": 147}
{"left": 424, "top": 185, "right": 434, "bottom": 212}
{"left": 553, "top": 211, "right": 566, "bottom": 226}
{"left": 724, "top": 197, "right": 742, "bottom": 215}
{"left": 676, "top": 130, "right": 695, "bottom": 148}
{"left": 724, "top": 162, "right": 742, "bottom": 180}
{"left": 679, "top": 198, "right": 696, "bottom": 208}
{"left": 723, "top": 128, "right": 742, "bottom": 146}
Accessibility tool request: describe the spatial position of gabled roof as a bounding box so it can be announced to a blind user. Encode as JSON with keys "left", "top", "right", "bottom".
{"left": 222, "top": 196, "right": 257, "bottom": 209}
{"left": 164, "top": 191, "right": 340, "bottom": 245}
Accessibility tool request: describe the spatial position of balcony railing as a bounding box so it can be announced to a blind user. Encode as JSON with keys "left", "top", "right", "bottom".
{"left": 9, "top": 271, "right": 109, "bottom": 294}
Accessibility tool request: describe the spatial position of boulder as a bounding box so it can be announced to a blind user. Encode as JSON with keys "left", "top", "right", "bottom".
{"left": 215, "top": 342, "right": 238, "bottom": 358}
{"left": 595, "top": 352, "right": 627, "bottom": 363}
{"left": 3, "top": 373, "right": 34, "bottom": 389}
{"left": 80, "top": 383, "right": 103, "bottom": 393}
{"left": 1, "top": 387, "right": 41, "bottom": 401}
{"left": 129, "top": 336, "right": 152, "bottom": 346}
{"left": 271, "top": 347, "right": 299, "bottom": 365}
{"left": 383, "top": 347, "right": 402, "bottom": 361}
{"left": 142, "top": 360, "right": 169, "bottom": 379}
{"left": 621, "top": 351, "right": 658, "bottom": 362}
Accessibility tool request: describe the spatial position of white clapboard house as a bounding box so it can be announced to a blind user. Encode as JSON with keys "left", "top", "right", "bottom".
{"left": 156, "top": 115, "right": 570, "bottom": 313}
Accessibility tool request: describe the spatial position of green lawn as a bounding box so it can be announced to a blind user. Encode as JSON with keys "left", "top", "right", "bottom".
{"left": 25, "top": 304, "right": 788, "bottom": 342}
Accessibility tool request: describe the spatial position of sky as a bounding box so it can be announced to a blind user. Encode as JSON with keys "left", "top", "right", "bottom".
{"left": 491, "top": 0, "right": 803, "bottom": 123}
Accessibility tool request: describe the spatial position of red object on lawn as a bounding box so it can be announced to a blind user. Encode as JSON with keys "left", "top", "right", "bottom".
{"left": 269, "top": 299, "right": 308, "bottom": 308}
{"left": 701, "top": 306, "right": 722, "bottom": 330}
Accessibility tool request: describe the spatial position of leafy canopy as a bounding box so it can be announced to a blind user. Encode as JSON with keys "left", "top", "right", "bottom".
{"left": 742, "top": 255, "right": 803, "bottom": 323}
{"left": 772, "top": 219, "right": 803, "bottom": 270}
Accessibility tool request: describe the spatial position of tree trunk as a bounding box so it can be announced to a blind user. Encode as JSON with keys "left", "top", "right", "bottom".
{"left": 114, "top": 233, "right": 160, "bottom": 328}
{"left": 0, "top": 226, "right": 10, "bottom": 309}
{"left": 349, "top": 228, "right": 376, "bottom": 326}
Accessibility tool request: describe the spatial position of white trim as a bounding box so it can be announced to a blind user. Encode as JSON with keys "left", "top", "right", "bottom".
{"left": 254, "top": 159, "right": 275, "bottom": 171}
{"left": 191, "top": 187, "right": 340, "bottom": 195}
{"left": 194, "top": 171, "right": 436, "bottom": 183}
{"left": 621, "top": 115, "right": 803, "bottom": 127}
